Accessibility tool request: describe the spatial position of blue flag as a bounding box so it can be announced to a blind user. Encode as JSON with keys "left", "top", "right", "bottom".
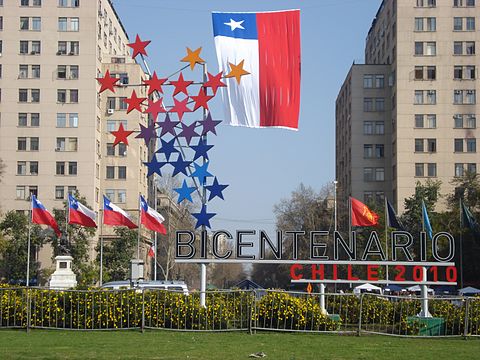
{"left": 422, "top": 200, "right": 433, "bottom": 240}
{"left": 386, "top": 199, "right": 404, "bottom": 230}
{"left": 461, "top": 201, "right": 480, "bottom": 236}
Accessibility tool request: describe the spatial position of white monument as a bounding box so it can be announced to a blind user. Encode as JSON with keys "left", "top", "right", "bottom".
{"left": 49, "top": 255, "right": 77, "bottom": 289}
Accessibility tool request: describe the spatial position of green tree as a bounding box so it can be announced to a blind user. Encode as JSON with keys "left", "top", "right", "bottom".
{"left": 251, "top": 183, "right": 334, "bottom": 289}
{"left": 447, "top": 172, "right": 480, "bottom": 209}
{"left": 51, "top": 192, "right": 97, "bottom": 286}
{"left": 0, "top": 211, "right": 47, "bottom": 284}
{"left": 99, "top": 227, "right": 137, "bottom": 282}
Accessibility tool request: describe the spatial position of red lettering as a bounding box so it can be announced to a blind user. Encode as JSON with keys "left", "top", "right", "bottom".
{"left": 332, "top": 264, "right": 338, "bottom": 280}
{"left": 367, "top": 265, "right": 379, "bottom": 281}
{"left": 412, "top": 266, "right": 423, "bottom": 282}
{"left": 347, "top": 265, "right": 359, "bottom": 281}
{"left": 311, "top": 264, "right": 324, "bottom": 280}
{"left": 428, "top": 266, "right": 438, "bottom": 282}
{"left": 394, "top": 265, "right": 406, "bottom": 281}
{"left": 290, "top": 264, "right": 303, "bottom": 280}
{"left": 446, "top": 266, "right": 457, "bottom": 283}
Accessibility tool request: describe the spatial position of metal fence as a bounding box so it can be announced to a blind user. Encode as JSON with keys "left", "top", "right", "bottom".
{"left": 1, "top": 286, "right": 479, "bottom": 337}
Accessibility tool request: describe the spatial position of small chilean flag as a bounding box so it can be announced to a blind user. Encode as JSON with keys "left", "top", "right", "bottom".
{"left": 68, "top": 195, "right": 97, "bottom": 228}
{"left": 148, "top": 244, "right": 155, "bottom": 258}
{"left": 31, "top": 195, "right": 61, "bottom": 237}
{"left": 103, "top": 196, "right": 138, "bottom": 229}
{"left": 140, "top": 195, "right": 167, "bottom": 234}
{"left": 212, "top": 10, "right": 301, "bottom": 130}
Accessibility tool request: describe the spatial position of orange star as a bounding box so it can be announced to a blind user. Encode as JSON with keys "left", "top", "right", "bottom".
{"left": 181, "top": 47, "right": 205, "bottom": 70}
{"left": 225, "top": 60, "right": 250, "bottom": 84}
{"left": 111, "top": 123, "right": 134, "bottom": 147}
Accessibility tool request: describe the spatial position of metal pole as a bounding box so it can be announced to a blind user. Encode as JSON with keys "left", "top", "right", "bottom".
{"left": 319, "top": 283, "right": 327, "bottom": 315}
{"left": 137, "top": 194, "right": 141, "bottom": 259}
{"left": 385, "top": 197, "right": 389, "bottom": 285}
{"left": 26, "top": 210, "right": 32, "bottom": 287}
{"left": 459, "top": 199, "right": 464, "bottom": 289}
{"left": 200, "top": 63, "right": 208, "bottom": 308}
{"left": 332, "top": 180, "right": 337, "bottom": 294}
{"left": 99, "top": 210, "right": 104, "bottom": 286}
{"left": 420, "top": 202, "right": 431, "bottom": 318}
{"left": 154, "top": 179, "right": 158, "bottom": 281}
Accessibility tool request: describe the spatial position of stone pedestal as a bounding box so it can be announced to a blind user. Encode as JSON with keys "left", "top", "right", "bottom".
{"left": 49, "top": 256, "right": 77, "bottom": 289}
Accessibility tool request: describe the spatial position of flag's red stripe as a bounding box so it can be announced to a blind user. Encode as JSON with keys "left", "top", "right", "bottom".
{"left": 141, "top": 210, "right": 167, "bottom": 234}
{"left": 32, "top": 208, "right": 61, "bottom": 237}
{"left": 257, "top": 10, "right": 301, "bottom": 129}
{"left": 69, "top": 210, "right": 97, "bottom": 228}
{"left": 104, "top": 209, "right": 138, "bottom": 229}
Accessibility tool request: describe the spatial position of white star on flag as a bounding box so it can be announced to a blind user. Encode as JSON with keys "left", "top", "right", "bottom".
{"left": 224, "top": 18, "right": 245, "bottom": 31}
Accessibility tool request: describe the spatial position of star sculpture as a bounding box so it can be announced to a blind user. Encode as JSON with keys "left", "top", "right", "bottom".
{"left": 201, "top": 113, "right": 222, "bottom": 136}
{"left": 127, "top": 34, "right": 151, "bottom": 59}
{"left": 171, "top": 97, "right": 192, "bottom": 121}
{"left": 169, "top": 73, "right": 193, "bottom": 97}
{"left": 111, "top": 123, "right": 135, "bottom": 147}
{"left": 157, "top": 113, "right": 179, "bottom": 137}
{"left": 204, "top": 71, "right": 226, "bottom": 95}
{"left": 192, "top": 205, "right": 216, "bottom": 229}
{"left": 123, "top": 90, "right": 146, "bottom": 114}
{"left": 174, "top": 179, "right": 196, "bottom": 203}
{"left": 156, "top": 138, "right": 178, "bottom": 161}
{"left": 96, "top": 70, "right": 119, "bottom": 93}
{"left": 178, "top": 121, "right": 199, "bottom": 145}
{"left": 143, "top": 155, "right": 168, "bottom": 177}
{"left": 144, "top": 98, "right": 165, "bottom": 121}
{"left": 224, "top": 18, "right": 245, "bottom": 31}
{"left": 191, "top": 88, "right": 214, "bottom": 111}
{"left": 225, "top": 60, "right": 250, "bottom": 84}
{"left": 143, "top": 71, "right": 167, "bottom": 95}
{"left": 206, "top": 177, "right": 229, "bottom": 201}
{"left": 190, "top": 138, "right": 214, "bottom": 161}
{"left": 181, "top": 47, "right": 205, "bottom": 70}
{"left": 191, "top": 161, "right": 213, "bottom": 185}
{"left": 135, "top": 122, "right": 157, "bottom": 145}
{"left": 171, "top": 154, "right": 191, "bottom": 177}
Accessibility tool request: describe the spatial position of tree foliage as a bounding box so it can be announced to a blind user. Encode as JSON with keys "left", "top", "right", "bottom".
{"left": 0, "top": 211, "right": 47, "bottom": 284}
{"left": 99, "top": 227, "right": 137, "bottom": 282}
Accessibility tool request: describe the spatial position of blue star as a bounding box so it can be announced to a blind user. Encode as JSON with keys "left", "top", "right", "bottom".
{"left": 206, "top": 177, "right": 229, "bottom": 201}
{"left": 173, "top": 179, "right": 196, "bottom": 203}
{"left": 143, "top": 155, "right": 168, "bottom": 177}
{"left": 171, "top": 154, "right": 191, "bottom": 177}
{"left": 190, "top": 161, "right": 213, "bottom": 185}
{"left": 156, "top": 138, "right": 179, "bottom": 161}
{"left": 190, "top": 138, "right": 214, "bottom": 161}
{"left": 192, "top": 205, "right": 216, "bottom": 229}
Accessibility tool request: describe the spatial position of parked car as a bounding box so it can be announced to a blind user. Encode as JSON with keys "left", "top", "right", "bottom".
{"left": 101, "top": 280, "right": 189, "bottom": 295}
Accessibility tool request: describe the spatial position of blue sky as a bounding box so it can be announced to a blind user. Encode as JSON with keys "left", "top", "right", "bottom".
{"left": 113, "top": 0, "right": 381, "bottom": 235}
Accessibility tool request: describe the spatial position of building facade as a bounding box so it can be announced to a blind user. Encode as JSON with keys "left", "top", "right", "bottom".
{"left": 336, "top": 0, "right": 480, "bottom": 212}
{"left": 0, "top": 0, "right": 152, "bottom": 274}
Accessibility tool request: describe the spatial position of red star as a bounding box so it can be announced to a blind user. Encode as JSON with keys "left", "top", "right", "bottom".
{"left": 169, "top": 73, "right": 193, "bottom": 97}
{"left": 96, "top": 70, "right": 119, "bottom": 93}
{"left": 127, "top": 34, "right": 151, "bottom": 59}
{"left": 191, "top": 88, "right": 214, "bottom": 111}
{"left": 111, "top": 123, "right": 135, "bottom": 147}
{"left": 123, "top": 90, "right": 146, "bottom": 114}
{"left": 143, "top": 71, "right": 167, "bottom": 96}
{"left": 170, "top": 97, "right": 192, "bottom": 121}
{"left": 203, "top": 71, "right": 226, "bottom": 95}
{"left": 144, "top": 98, "right": 165, "bottom": 121}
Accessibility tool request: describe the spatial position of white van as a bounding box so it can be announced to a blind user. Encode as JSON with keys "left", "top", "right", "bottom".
{"left": 101, "top": 280, "right": 189, "bottom": 295}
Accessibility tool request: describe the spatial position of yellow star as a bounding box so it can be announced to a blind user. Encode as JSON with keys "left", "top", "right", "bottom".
{"left": 181, "top": 47, "right": 205, "bottom": 70}
{"left": 225, "top": 60, "right": 250, "bottom": 84}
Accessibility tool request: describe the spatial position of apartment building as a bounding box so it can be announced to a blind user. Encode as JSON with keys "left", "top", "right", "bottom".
{"left": 0, "top": 0, "right": 152, "bottom": 275}
{"left": 336, "top": 0, "right": 480, "bottom": 212}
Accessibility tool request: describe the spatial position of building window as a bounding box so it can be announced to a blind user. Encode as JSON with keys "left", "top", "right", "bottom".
{"left": 415, "top": 17, "right": 436, "bottom": 32}
{"left": 119, "top": 97, "right": 128, "bottom": 110}
{"left": 467, "top": 138, "right": 476, "bottom": 152}
{"left": 416, "top": 0, "right": 436, "bottom": 6}
{"left": 427, "top": 138, "right": 437, "bottom": 152}
{"left": 56, "top": 137, "right": 78, "bottom": 152}
{"left": 454, "top": 65, "right": 475, "bottom": 80}
{"left": 363, "top": 75, "right": 373, "bottom": 88}
{"left": 118, "top": 166, "right": 127, "bottom": 179}
{"left": 106, "top": 166, "right": 115, "bottom": 179}
{"left": 454, "top": 89, "right": 476, "bottom": 104}
{"left": 454, "top": 0, "right": 476, "bottom": 6}
{"left": 57, "top": 89, "right": 78, "bottom": 103}
{"left": 415, "top": 163, "right": 425, "bottom": 177}
{"left": 427, "top": 163, "right": 437, "bottom": 177}
{"left": 375, "top": 144, "right": 384, "bottom": 158}
{"left": 454, "top": 114, "right": 476, "bottom": 128}
{"left": 18, "top": 113, "right": 40, "bottom": 127}
{"left": 455, "top": 138, "right": 464, "bottom": 152}
{"left": 364, "top": 168, "right": 384, "bottom": 182}
{"left": 364, "top": 144, "right": 373, "bottom": 158}
{"left": 57, "top": 41, "right": 79, "bottom": 55}
{"left": 415, "top": 42, "right": 436, "bottom": 56}
{"left": 415, "top": 139, "right": 424, "bottom": 152}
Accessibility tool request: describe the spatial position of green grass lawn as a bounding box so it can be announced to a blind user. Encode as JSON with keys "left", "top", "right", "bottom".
{"left": 0, "top": 329, "right": 478, "bottom": 360}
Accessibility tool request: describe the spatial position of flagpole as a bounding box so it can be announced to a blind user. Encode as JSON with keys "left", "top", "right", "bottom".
{"left": 154, "top": 178, "right": 158, "bottom": 281}
{"left": 420, "top": 200, "right": 431, "bottom": 317}
{"left": 99, "top": 209, "right": 104, "bottom": 286}
{"left": 459, "top": 199, "right": 464, "bottom": 289}
{"left": 137, "top": 193, "right": 141, "bottom": 260}
{"left": 384, "top": 197, "right": 389, "bottom": 285}
{"left": 348, "top": 197, "right": 352, "bottom": 289}
{"left": 27, "top": 208, "right": 32, "bottom": 287}
{"left": 200, "top": 63, "right": 208, "bottom": 308}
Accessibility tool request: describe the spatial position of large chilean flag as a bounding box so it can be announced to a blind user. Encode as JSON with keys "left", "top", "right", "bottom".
{"left": 212, "top": 10, "right": 301, "bottom": 130}
{"left": 103, "top": 196, "right": 138, "bottom": 229}
{"left": 68, "top": 195, "right": 97, "bottom": 228}
{"left": 31, "top": 195, "right": 61, "bottom": 237}
{"left": 140, "top": 195, "right": 167, "bottom": 234}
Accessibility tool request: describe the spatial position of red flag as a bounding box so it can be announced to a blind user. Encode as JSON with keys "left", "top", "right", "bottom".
{"left": 148, "top": 245, "right": 155, "bottom": 258}
{"left": 31, "top": 195, "right": 61, "bottom": 237}
{"left": 351, "top": 197, "right": 379, "bottom": 227}
{"left": 140, "top": 196, "right": 166, "bottom": 234}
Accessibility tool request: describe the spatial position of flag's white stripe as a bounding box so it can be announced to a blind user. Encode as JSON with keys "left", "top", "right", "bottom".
{"left": 214, "top": 36, "right": 260, "bottom": 127}
{"left": 108, "top": 202, "right": 133, "bottom": 220}
{"left": 77, "top": 202, "right": 96, "bottom": 221}
{"left": 147, "top": 206, "right": 164, "bottom": 223}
